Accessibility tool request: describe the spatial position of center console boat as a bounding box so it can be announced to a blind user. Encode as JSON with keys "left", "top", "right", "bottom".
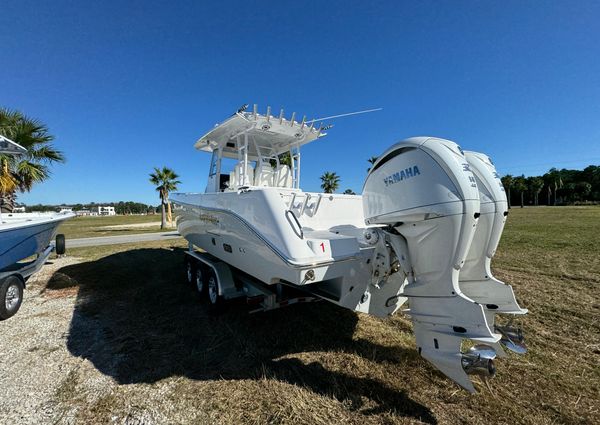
{"left": 172, "top": 105, "right": 527, "bottom": 392}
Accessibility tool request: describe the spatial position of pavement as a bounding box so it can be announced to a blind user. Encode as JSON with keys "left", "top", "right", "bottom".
{"left": 66, "top": 231, "right": 181, "bottom": 248}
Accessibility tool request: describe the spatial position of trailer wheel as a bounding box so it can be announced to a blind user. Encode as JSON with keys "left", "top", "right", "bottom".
{"left": 55, "top": 234, "right": 66, "bottom": 256}
{"left": 207, "top": 270, "right": 221, "bottom": 306}
{"left": 195, "top": 265, "right": 207, "bottom": 296}
{"left": 185, "top": 258, "right": 194, "bottom": 285}
{"left": 0, "top": 275, "right": 24, "bottom": 320}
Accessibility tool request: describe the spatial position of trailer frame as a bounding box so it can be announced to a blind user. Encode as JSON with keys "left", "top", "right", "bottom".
{"left": 0, "top": 243, "right": 56, "bottom": 320}
{"left": 183, "top": 243, "right": 320, "bottom": 312}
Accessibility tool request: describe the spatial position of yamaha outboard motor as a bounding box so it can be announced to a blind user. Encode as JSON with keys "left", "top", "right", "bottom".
{"left": 460, "top": 152, "right": 526, "bottom": 313}
{"left": 462, "top": 151, "right": 527, "bottom": 356}
{"left": 362, "top": 137, "right": 527, "bottom": 392}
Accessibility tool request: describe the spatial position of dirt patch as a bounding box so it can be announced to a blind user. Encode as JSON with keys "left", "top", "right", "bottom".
{"left": 100, "top": 222, "right": 162, "bottom": 230}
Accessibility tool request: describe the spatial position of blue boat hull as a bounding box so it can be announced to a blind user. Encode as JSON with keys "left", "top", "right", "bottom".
{"left": 0, "top": 218, "right": 68, "bottom": 272}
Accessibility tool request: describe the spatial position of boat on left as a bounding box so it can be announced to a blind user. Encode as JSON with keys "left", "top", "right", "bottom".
{"left": 0, "top": 135, "right": 75, "bottom": 319}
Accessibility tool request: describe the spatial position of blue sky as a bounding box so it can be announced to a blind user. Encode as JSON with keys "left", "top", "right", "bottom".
{"left": 1, "top": 1, "right": 599, "bottom": 205}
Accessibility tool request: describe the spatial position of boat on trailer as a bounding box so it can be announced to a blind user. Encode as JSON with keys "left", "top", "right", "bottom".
{"left": 172, "top": 104, "right": 527, "bottom": 392}
{"left": 0, "top": 135, "right": 74, "bottom": 319}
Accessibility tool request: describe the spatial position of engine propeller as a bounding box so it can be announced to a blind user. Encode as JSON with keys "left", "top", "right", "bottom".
{"left": 461, "top": 344, "right": 497, "bottom": 377}
{"left": 496, "top": 324, "right": 527, "bottom": 354}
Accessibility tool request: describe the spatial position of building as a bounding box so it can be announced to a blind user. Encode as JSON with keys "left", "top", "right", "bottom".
{"left": 12, "top": 206, "right": 26, "bottom": 213}
{"left": 93, "top": 206, "right": 116, "bottom": 216}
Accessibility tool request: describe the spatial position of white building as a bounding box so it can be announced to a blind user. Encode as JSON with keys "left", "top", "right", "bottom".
{"left": 93, "top": 206, "right": 116, "bottom": 216}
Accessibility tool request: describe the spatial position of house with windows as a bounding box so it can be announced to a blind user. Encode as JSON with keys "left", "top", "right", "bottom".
{"left": 93, "top": 206, "right": 116, "bottom": 216}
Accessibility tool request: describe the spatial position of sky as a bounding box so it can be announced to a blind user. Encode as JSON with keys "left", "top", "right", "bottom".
{"left": 1, "top": 0, "right": 600, "bottom": 205}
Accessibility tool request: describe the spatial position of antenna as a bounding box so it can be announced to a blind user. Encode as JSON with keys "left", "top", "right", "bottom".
{"left": 306, "top": 107, "right": 382, "bottom": 124}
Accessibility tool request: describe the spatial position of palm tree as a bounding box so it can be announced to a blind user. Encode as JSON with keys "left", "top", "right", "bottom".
{"left": 549, "top": 168, "right": 563, "bottom": 206}
{"left": 367, "top": 156, "right": 378, "bottom": 172}
{"left": 513, "top": 175, "right": 528, "bottom": 208}
{"left": 527, "top": 176, "right": 544, "bottom": 206}
{"left": 320, "top": 171, "right": 340, "bottom": 193}
{"left": 149, "top": 167, "right": 181, "bottom": 229}
{"left": 0, "top": 156, "right": 16, "bottom": 199}
{"left": 544, "top": 168, "right": 566, "bottom": 206}
{"left": 501, "top": 174, "right": 514, "bottom": 209}
{"left": 343, "top": 188, "right": 356, "bottom": 195}
{"left": 0, "top": 108, "right": 65, "bottom": 212}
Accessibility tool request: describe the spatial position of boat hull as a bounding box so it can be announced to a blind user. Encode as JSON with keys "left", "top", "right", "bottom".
{"left": 172, "top": 189, "right": 408, "bottom": 317}
{"left": 0, "top": 213, "right": 74, "bottom": 271}
{"left": 173, "top": 194, "right": 361, "bottom": 285}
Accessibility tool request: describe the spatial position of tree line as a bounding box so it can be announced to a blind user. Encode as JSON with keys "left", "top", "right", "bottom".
{"left": 23, "top": 201, "right": 159, "bottom": 214}
{"left": 501, "top": 166, "right": 600, "bottom": 208}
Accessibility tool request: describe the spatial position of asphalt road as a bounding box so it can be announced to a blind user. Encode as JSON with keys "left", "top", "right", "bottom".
{"left": 66, "top": 231, "right": 181, "bottom": 248}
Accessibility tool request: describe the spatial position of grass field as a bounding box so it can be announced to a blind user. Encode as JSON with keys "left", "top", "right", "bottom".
{"left": 57, "top": 214, "right": 172, "bottom": 239}
{"left": 44, "top": 206, "right": 599, "bottom": 424}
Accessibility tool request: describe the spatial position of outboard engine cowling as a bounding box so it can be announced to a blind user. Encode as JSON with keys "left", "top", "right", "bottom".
{"left": 462, "top": 151, "right": 508, "bottom": 278}
{"left": 460, "top": 151, "right": 528, "bottom": 315}
{"left": 363, "top": 137, "right": 502, "bottom": 392}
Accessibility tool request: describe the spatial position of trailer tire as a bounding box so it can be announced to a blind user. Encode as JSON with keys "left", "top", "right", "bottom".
{"left": 195, "top": 265, "right": 207, "bottom": 296}
{"left": 185, "top": 258, "right": 195, "bottom": 285}
{"left": 55, "top": 234, "right": 66, "bottom": 255}
{"left": 207, "top": 270, "right": 222, "bottom": 307}
{"left": 0, "top": 275, "right": 24, "bottom": 320}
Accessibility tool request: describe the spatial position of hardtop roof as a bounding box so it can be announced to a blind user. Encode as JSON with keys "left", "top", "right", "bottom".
{"left": 193, "top": 109, "right": 327, "bottom": 158}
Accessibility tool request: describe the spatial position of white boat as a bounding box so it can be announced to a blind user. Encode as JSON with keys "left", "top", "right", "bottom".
{"left": 0, "top": 135, "right": 75, "bottom": 319}
{"left": 0, "top": 211, "right": 75, "bottom": 271}
{"left": 172, "top": 105, "right": 527, "bottom": 392}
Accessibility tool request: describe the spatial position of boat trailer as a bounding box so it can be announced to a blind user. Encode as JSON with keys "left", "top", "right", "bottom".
{"left": 183, "top": 243, "right": 320, "bottom": 313}
{"left": 0, "top": 235, "right": 66, "bottom": 320}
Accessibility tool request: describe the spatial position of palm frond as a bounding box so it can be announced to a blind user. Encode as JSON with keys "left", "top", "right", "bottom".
{"left": 29, "top": 145, "right": 65, "bottom": 163}
{"left": 320, "top": 171, "right": 341, "bottom": 193}
{"left": 0, "top": 158, "right": 18, "bottom": 194}
{"left": 150, "top": 166, "right": 181, "bottom": 201}
{"left": 15, "top": 160, "right": 49, "bottom": 192}
{"left": 0, "top": 107, "right": 63, "bottom": 197}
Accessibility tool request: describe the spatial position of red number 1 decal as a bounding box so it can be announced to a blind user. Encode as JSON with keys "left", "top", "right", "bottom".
{"left": 320, "top": 242, "right": 325, "bottom": 252}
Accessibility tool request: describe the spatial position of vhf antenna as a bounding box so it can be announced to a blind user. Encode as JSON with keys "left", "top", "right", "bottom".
{"left": 306, "top": 107, "right": 382, "bottom": 124}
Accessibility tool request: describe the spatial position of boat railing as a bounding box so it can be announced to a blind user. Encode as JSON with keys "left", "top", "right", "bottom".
{"left": 284, "top": 210, "right": 304, "bottom": 239}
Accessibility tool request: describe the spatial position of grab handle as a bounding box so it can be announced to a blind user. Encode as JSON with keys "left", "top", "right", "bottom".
{"left": 285, "top": 210, "right": 304, "bottom": 239}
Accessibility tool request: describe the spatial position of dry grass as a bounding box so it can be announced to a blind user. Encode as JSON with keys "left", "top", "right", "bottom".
{"left": 41, "top": 206, "right": 599, "bottom": 424}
